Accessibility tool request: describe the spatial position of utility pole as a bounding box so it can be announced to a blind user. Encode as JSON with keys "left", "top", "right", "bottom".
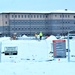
{"left": 67, "top": 32, "right": 70, "bottom": 62}
{"left": 0, "top": 42, "right": 2, "bottom": 62}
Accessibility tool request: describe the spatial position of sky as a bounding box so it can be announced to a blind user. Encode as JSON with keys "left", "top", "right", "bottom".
{"left": 0, "top": 0, "right": 75, "bottom": 12}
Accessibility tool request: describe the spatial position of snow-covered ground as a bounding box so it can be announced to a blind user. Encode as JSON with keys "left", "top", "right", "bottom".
{"left": 0, "top": 61, "right": 75, "bottom": 75}
{"left": 0, "top": 36, "right": 75, "bottom": 75}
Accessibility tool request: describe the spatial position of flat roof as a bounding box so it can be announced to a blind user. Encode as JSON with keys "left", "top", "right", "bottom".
{"left": 50, "top": 10, "right": 75, "bottom": 13}
{"left": 1, "top": 10, "right": 75, "bottom": 14}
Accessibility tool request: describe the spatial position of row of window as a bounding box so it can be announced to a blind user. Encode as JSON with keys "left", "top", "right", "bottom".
{"left": 5, "top": 14, "right": 75, "bottom": 18}
{"left": 52, "top": 26, "right": 75, "bottom": 30}
{"left": 10, "top": 27, "right": 48, "bottom": 30}
{"left": 5, "top": 21, "right": 75, "bottom": 25}
{"left": 9, "top": 20, "right": 75, "bottom": 25}
{"left": 10, "top": 14, "right": 48, "bottom": 18}
{"left": 55, "top": 14, "right": 70, "bottom": 18}
{"left": 3, "top": 27, "right": 73, "bottom": 31}
{"left": 55, "top": 15, "right": 75, "bottom": 18}
{"left": 5, "top": 19, "right": 75, "bottom": 25}
{"left": 60, "top": 27, "right": 70, "bottom": 30}
{"left": 9, "top": 20, "right": 47, "bottom": 25}
{"left": 2, "top": 27, "right": 47, "bottom": 30}
{"left": 51, "top": 21, "right": 75, "bottom": 24}
{"left": 3, "top": 26, "right": 75, "bottom": 31}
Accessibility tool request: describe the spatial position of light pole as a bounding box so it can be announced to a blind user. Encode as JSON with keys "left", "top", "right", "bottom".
{"left": 67, "top": 31, "right": 70, "bottom": 62}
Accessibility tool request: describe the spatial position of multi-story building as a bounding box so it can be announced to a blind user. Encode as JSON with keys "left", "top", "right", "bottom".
{"left": 0, "top": 9, "right": 75, "bottom": 37}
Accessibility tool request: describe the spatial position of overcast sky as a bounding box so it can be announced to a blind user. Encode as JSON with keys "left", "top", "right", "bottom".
{"left": 0, "top": 0, "right": 75, "bottom": 12}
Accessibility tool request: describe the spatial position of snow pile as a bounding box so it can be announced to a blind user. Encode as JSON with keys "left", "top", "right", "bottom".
{"left": 0, "top": 37, "right": 10, "bottom": 42}
{"left": 45, "top": 35, "right": 57, "bottom": 53}
{"left": 18, "top": 35, "right": 32, "bottom": 40}
{"left": 46, "top": 35, "right": 57, "bottom": 43}
{"left": 60, "top": 36, "right": 64, "bottom": 39}
{"left": 22, "top": 35, "right": 28, "bottom": 38}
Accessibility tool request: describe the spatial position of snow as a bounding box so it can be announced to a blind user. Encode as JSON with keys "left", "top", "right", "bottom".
{"left": 46, "top": 35, "right": 57, "bottom": 43}
{"left": 0, "top": 37, "right": 10, "bottom": 41}
{"left": 1, "top": 40, "right": 50, "bottom": 62}
{"left": 22, "top": 35, "right": 28, "bottom": 37}
{"left": 2, "top": 10, "right": 75, "bottom": 13}
{"left": 0, "top": 36, "right": 75, "bottom": 75}
{"left": 0, "top": 62, "right": 75, "bottom": 75}
{"left": 50, "top": 9, "right": 75, "bottom": 13}
{"left": 46, "top": 35, "right": 57, "bottom": 53}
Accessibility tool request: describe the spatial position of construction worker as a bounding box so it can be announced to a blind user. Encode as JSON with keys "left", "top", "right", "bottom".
{"left": 39, "top": 31, "right": 43, "bottom": 40}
